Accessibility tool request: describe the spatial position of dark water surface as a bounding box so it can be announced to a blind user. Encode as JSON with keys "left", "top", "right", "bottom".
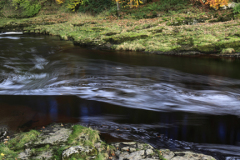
{"left": 1, "top": 33, "right": 240, "bottom": 159}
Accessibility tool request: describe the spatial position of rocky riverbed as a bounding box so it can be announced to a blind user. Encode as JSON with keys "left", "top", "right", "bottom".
{"left": 0, "top": 123, "right": 216, "bottom": 160}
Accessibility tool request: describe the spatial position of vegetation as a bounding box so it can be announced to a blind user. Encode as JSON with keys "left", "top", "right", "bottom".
{"left": 0, "top": 125, "right": 109, "bottom": 160}
{"left": 0, "top": 0, "right": 239, "bottom": 18}
{"left": 67, "top": 125, "right": 100, "bottom": 146}
{"left": 0, "top": 0, "right": 240, "bottom": 55}
{"left": 233, "top": 2, "right": 240, "bottom": 13}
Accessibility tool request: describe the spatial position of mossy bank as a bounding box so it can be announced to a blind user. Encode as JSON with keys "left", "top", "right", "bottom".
{"left": 1, "top": 13, "right": 240, "bottom": 57}
{"left": 1, "top": 1, "right": 240, "bottom": 56}
{"left": 0, "top": 123, "right": 216, "bottom": 160}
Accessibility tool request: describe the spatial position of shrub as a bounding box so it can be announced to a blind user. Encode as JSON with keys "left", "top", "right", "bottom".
{"left": 12, "top": 0, "right": 41, "bottom": 17}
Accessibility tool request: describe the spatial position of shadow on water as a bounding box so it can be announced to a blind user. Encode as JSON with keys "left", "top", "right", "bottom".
{"left": 0, "top": 95, "right": 240, "bottom": 159}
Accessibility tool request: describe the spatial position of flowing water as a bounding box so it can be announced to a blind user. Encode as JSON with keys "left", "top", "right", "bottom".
{"left": 0, "top": 32, "right": 240, "bottom": 159}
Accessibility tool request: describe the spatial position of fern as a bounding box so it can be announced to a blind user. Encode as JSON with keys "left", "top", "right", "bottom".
{"left": 233, "top": 3, "right": 240, "bottom": 14}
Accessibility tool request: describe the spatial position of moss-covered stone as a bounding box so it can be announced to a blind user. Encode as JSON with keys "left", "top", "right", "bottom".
{"left": 8, "top": 130, "right": 40, "bottom": 150}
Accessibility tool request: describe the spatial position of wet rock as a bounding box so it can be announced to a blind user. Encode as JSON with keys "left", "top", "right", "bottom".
{"left": 121, "top": 146, "right": 129, "bottom": 151}
{"left": 112, "top": 142, "right": 159, "bottom": 160}
{"left": 111, "top": 142, "right": 216, "bottom": 160}
{"left": 159, "top": 149, "right": 175, "bottom": 159}
{"left": 122, "top": 142, "right": 136, "bottom": 145}
{"left": 171, "top": 151, "right": 215, "bottom": 160}
{"left": 146, "top": 149, "right": 154, "bottom": 155}
{"left": 0, "top": 127, "right": 7, "bottom": 142}
{"left": 129, "top": 147, "right": 136, "bottom": 152}
{"left": 62, "top": 145, "right": 94, "bottom": 160}
{"left": 119, "top": 150, "right": 145, "bottom": 160}
{"left": 18, "top": 149, "right": 31, "bottom": 160}
{"left": 33, "top": 150, "right": 53, "bottom": 160}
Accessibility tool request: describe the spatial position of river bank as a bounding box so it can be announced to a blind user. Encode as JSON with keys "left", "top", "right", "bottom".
{"left": 1, "top": 3, "right": 240, "bottom": 57}
{"left": 0, "top": 123, "right": 216, "bottom": 160}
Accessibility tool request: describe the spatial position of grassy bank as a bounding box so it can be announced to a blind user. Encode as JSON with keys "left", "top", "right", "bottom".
{"left": 1, "top": 1, "right": 240, "bottom": 55}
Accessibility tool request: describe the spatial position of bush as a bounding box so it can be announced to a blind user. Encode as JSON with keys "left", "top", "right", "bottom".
{"left": 12, "top": 0, "right": 41, "bottom": 17}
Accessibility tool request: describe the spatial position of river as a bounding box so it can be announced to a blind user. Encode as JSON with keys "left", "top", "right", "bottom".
{"left": 0, "top": 32, "right": 240, "bottom": 159}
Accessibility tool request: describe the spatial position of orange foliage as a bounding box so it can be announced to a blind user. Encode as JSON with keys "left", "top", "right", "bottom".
{"left": 191, "top": 0, "right": 229, "bottom": 10}
{"left": 205, "top": 0, "right": 229, "bottom": 10}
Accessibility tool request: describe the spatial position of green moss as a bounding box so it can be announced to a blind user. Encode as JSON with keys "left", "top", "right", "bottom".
{"left": 67, "top": 125, "right": 100, "bottom": 146}
{"left": 8, "top": 130, "right": 40, "bottom": 150}
{"left": 220, "top": 48, "right": 235, "bottom": 54}
{"left": 31, "top": 144, "right": 50, "bottom": 155}
{"left": 94, "top": 153, "right": 105, "bottom": 160}
{"left": 0, "top": 144, "right": 18, "bottom": 160}
{"left": 52, "top": 145, "right": 69, "bottom": 160}
{"left": 104, "top": 32, "right": 149, "bottom": 44}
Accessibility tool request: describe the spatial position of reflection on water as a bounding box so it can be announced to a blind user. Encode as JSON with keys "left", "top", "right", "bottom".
{"left": 0, "top": 95, "right": 240, "bottom": 158}
{"left": 1, "top": 33, "right": 240, "bottom": 159}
